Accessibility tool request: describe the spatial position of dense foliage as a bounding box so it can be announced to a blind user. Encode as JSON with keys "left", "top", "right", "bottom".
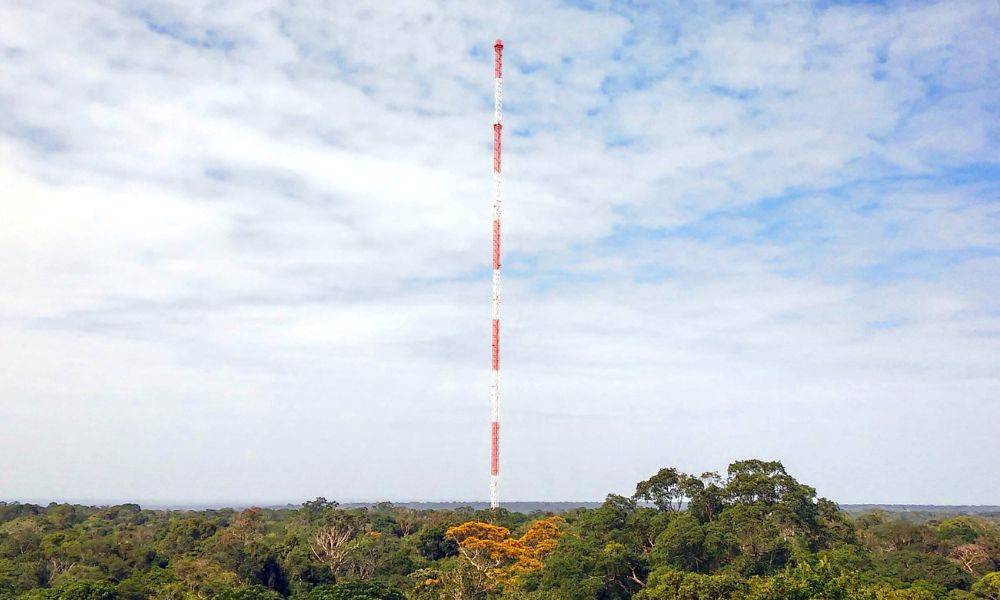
{"left": 2, "top": 460, "right": 998, "bottom": 599}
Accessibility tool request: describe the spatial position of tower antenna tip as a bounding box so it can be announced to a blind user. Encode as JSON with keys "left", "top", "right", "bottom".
{"left": 495, "top": 39, "right": 504, "bottom": 48}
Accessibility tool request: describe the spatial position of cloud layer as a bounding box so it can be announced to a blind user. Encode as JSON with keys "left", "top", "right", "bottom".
{"left": 1, "top": 0, "right": 997, "bottom": 504}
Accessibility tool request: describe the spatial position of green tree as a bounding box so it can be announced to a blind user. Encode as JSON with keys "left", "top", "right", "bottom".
{"left": 683, "top": 473, "right": 725, "bottom": 524}
{"left": 416, "top": 524, "right": 458, "bottom": 561}
{"left": 304, "top": 580, "right": 405, "bottom": 600}
{"left": 875, "top": 550, "right": 972, "bottom": 590}
{"left": 115, "top": 566, "right": 174, "bottom": 600}
{"left": 19, "top": 581, "right": 119, "bottom": 600}
{"left": 53, "top": 580, "right": 118, "bottom": 600}
{"left": 0, "top": 518, "right": 44, "bottom": 558}
{"left": 650, "top": 513, "right": 709, "bottom": 572}
{"left": 725, "top": 460, "right": 799, "bottom": 506}
{"left": 213, "top": 584, "right": 284, "bottom": 600}
{"left": 635, "top": 468, "right": 690, "bottom": 512}
{"left": 523, "top": 534, "right": 609, "bottom": 600}
{"left": 155, "top": 518, "right": 218, "bottom": 557}
{"left": 972, "top": 571, "right": 1000, "bottom": 599}
{"left": 709, "top": 504, "right": 790, "bottom": 575}
{"left": 635, "top": 567, "right": 748, "bottom": 600}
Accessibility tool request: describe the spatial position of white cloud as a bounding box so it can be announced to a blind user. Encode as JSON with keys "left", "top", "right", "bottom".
{"left": 0, "top": 0, "right": 997, "bottom": 504}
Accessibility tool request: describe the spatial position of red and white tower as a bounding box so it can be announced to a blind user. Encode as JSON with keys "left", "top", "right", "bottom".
{"left": 490, "top": 39, "right": 503, "bottom": 510}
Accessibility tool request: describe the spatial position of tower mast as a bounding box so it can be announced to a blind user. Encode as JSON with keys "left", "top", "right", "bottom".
{"left": 490, "top": 39, "right": 503, "bottom": 510}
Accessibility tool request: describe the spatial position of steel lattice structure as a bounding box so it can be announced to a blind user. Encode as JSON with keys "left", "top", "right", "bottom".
{"left": 490, "top": 39, "right": 503, "bottom": 510}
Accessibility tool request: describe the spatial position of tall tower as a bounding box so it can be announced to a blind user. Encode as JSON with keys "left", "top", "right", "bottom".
{"left": 490, "top": 39, "right": 504, "bottom": 510}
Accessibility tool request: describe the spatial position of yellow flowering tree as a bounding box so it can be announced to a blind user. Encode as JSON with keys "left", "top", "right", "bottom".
{"left": 445, "top": 517, "right": 565, "bottom": 586}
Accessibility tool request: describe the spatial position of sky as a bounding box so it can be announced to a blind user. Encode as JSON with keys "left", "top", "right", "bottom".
{"left": 0, "top": 0, "right": 998, "bottom": 506}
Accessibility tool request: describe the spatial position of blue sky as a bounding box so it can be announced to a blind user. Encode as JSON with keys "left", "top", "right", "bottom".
{"left": 0, "top": 0, "right": 997, "bottom": 505}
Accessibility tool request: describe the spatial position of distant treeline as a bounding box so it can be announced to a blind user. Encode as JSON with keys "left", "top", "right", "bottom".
{"left": 2, "top": 459, "right": 998, "bottom": 599}
{"left": 335, "top": 503, "right": 1000, "bottom": 517}
{"left": 840, "top": 506, "right": 1000, "bottom": 517}
{"left": 336, "top": 503, "right": 606, "bottom": 514}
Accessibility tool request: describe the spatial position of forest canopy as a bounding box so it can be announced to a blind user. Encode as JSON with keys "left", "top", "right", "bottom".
{"left": 1, "top": 460, "right": 998, "bottom": 600}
